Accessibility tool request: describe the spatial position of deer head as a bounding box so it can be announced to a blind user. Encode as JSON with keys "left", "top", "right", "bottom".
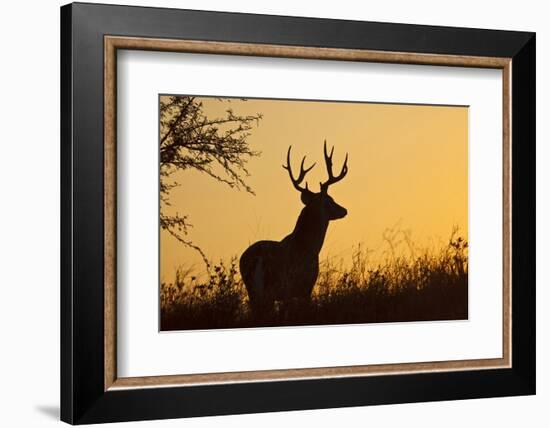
{"left": 283, "top": 140, "right": 348, "bottom": 221}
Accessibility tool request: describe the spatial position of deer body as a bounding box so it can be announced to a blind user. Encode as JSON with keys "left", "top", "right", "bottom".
{"left": 240, "top": 142, "right": 348, "bottom": 315}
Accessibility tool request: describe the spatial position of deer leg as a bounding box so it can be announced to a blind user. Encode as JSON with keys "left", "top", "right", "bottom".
{"left": 285, "top": 297, "right": 312, "bottom": 324}
{"left": 249, "top": 297, "right": 274, "bottom": 323}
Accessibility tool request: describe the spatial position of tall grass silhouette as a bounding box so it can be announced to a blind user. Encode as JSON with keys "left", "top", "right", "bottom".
{"left": 160, "top": 228, "right": 468, "bottom": 331}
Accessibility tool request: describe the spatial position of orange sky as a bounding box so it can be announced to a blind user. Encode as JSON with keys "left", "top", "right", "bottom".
{"left": 160, "top": 96, "right": 468, "bottom": 283}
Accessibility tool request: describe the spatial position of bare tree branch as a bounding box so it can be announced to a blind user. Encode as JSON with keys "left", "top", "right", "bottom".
{"left": 159, "top": 96, "right": 262, "bottom": 266}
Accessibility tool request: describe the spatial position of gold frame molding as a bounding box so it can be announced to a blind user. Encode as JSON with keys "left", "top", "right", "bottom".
{"left": 104, "top": 35, "right": 512, "bottom": 391}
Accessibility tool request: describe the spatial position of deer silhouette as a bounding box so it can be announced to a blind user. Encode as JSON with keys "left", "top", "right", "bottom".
{"left": 240, "top": 141, "right": 349, "bottom": 316}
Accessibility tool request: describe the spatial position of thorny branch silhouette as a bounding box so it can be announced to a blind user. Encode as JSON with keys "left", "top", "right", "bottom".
{"left": 159, "top": 96, "right": 263, "bottom": 266}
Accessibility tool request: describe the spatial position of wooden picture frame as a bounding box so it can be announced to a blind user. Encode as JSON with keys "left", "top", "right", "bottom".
{"left": 61, "top": 2, "right": 535, "bottom": 424}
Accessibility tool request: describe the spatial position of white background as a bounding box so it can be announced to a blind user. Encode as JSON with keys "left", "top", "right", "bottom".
{"left": 0, "top": 0, "right": 546, "bottom": 427}
{"left": 118, "top": 51, "right": 503, "bottom": 377}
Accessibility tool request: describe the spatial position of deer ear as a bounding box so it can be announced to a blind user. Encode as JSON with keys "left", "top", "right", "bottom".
{"left": 301, "top": 190, "right": 315, "bottom": 205}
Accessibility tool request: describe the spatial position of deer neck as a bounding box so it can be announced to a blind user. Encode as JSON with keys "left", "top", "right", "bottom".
{"left": 286, "top": 207, "right": 329, "bottom": 257}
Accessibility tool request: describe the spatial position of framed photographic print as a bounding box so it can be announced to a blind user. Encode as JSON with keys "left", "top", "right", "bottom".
{"left": 60, "top": 2, "right": 536, "bottom": 424}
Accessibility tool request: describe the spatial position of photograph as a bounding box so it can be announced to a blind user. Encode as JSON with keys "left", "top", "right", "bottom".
{"left": 53, "top": 1, "right": 536, "bottom": 425}
{"left": 159, "top": 95, "right": 469, "bottom": 331}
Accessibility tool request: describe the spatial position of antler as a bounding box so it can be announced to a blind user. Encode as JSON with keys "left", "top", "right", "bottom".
{"left": 283, "top": 146, "right": 316, "bottom": 193}
{"left": 320, "top": 140, "right": 348, "bottom": 193}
